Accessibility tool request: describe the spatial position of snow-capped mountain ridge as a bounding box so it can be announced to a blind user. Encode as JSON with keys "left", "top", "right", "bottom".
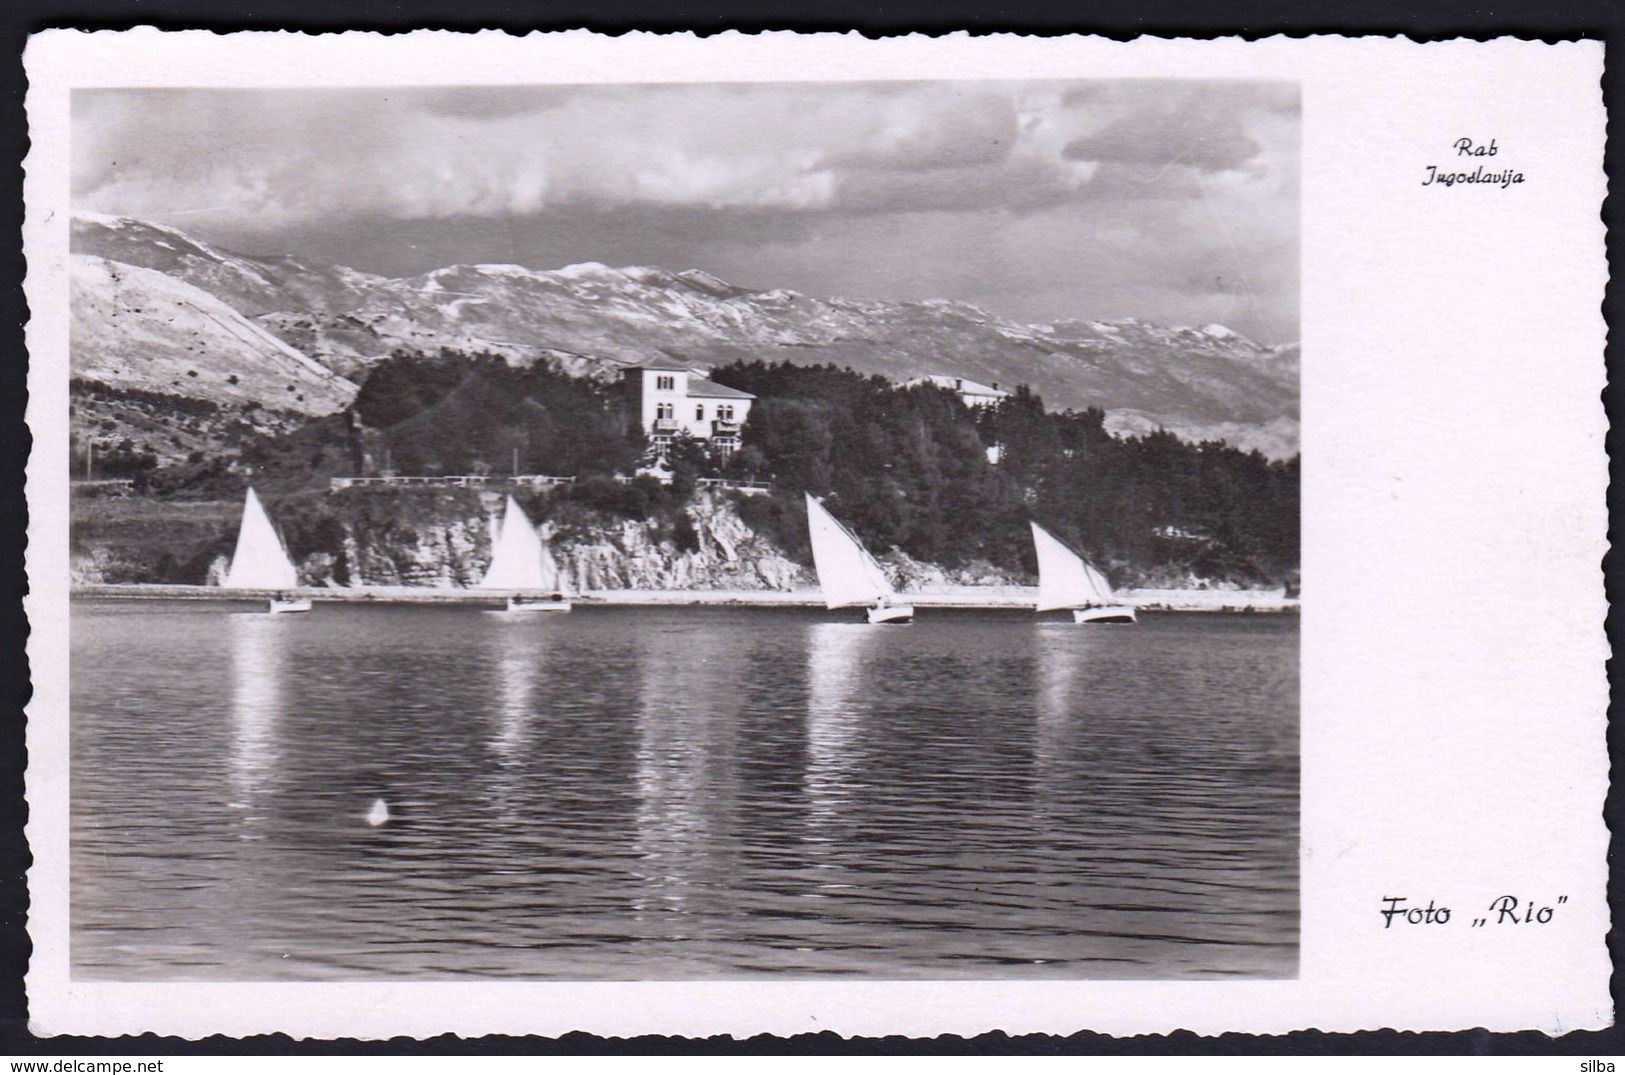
{"left": 70, "top": 212, "right": 1299, "bottom": 456}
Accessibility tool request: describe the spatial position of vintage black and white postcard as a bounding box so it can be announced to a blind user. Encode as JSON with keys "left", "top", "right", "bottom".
{"left": 20, "top": 31, "right": 1609, "bottom": 1038}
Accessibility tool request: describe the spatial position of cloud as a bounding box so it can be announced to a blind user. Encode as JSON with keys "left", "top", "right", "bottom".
{"left": 406, "top": 85, "right": 582, "bottom": 119}
{"left": 1061, "top": 82, "right": 1295, "bottom": 175}
{"left": 822, "top": 90, "right": 1019, "bottom": 173}
{"left": 71, "top": 80, "right": 1299, "bottom": 342}
{"left": 1064, "top": 118, "right": 1259, "bottom": 173}
{"left": 830, "top": 155, "right": 1088, "bottom": 215}
{"left": 74, "top": 83, "right": 1074, "bottom": 223}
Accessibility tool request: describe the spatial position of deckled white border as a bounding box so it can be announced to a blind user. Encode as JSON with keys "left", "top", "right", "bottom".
{"left": 22, "top": 31, "right": 1611, "bottom": 1038}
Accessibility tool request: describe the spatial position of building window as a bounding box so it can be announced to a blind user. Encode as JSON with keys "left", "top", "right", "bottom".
{"left": 657, "top": 403, "right": 674, "bottom": 420}
{"left": 656, "top": 375, "right": 675, "bottom": 391}
{"left": 719, "top": 405, "right": 735, "bottom": 421}
{"left": 696, "top": 404, "right": 706, "bottom": 421}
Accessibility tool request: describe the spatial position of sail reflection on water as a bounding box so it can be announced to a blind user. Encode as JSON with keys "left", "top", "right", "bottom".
{"left": 482, "top": 619, "right": 551, "bottom": 821}
{"left": 1032, "top": 625, "right": 1084, "bottom": 814}
{"left": 802, "top": 623, "right": 872, "bottom": 849}
{"left": 490, "top": 622, "right": 540, "bottom": 764}
{"left": 227, "top": 613, "right": 288, "bottom": 836}
{"left": 631, "top": 626, "right": 745, "bottom": 923}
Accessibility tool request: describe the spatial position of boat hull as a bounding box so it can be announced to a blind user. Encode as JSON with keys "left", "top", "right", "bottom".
{"left": 506, "top": 597, "right": 573, "bottom": 613}
{"left": 1071, "top": 605, "right": 1136, "bottom": 624}
{"left": 867, "top": 603, "right": 914, "bottom": 625}
{"left": 268, "top": 598, "right": 313, "bottom": 615}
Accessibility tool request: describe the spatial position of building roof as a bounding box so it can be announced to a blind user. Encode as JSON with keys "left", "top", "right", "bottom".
{"left": 685, "top": 376, "right": 755, "bottom": 400}
{"left": 908, "top": 374, "right": 1010, "bottom": 398}
{"left": 622, "top": 359, "right": 699, "bottom": 374}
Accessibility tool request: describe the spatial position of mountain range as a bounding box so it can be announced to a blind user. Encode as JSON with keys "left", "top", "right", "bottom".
{"left": 70, "top": 212, "right": 1299, "bottom": 458}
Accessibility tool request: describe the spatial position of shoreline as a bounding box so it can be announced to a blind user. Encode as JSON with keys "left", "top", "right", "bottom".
{"left": 70, "top": 583, "right": 1300, "bottom": 613}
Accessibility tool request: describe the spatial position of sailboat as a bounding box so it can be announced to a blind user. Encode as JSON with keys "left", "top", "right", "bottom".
{"left": 805, "top": 493, "right": 913, "bottom": 625}
{"left": 224, "top": 487, "right": 311, "bottom": 614}
{"left": 481, "top": 495, "right": 571, "bottom": 612}
{"left": 1030, "top": 521, "right": 1136, "bottom": 624}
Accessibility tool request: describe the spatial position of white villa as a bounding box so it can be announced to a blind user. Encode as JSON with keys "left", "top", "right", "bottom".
{"left": 905, "top": 374, "right": 1012, "bottom": 409}
{"left": 622, "top": 362, "right": 756, "bottom": 456}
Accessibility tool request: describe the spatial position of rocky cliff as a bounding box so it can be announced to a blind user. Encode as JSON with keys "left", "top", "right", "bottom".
{"left": 71, "top": 488, "right": 815, "bottom": 591}
{"left": 332, "top": 489, "right": 811, "bottom": 590}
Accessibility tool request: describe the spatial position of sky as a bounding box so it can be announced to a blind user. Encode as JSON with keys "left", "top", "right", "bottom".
{"left": 73, "top": 80, "right": 1299, "bottom": 344}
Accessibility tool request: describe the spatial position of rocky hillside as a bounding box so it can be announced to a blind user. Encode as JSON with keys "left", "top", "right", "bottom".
{"left": 70, "top": 254, "right": 356, "bottom": 414}
{"left": 71, "top": 213, "right": 1299, "bottom": 457}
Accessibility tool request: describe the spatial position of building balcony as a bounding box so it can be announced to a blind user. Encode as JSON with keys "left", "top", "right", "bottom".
{"left": 711, "top": 419, "right": 742, "bottom": 436}
{"left": 652, "top": 418, "right": 682, "bottom": 433}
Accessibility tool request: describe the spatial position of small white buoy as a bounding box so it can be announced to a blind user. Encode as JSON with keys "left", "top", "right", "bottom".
{"left": 366, "top": 798, "right": 390, "bottom": 827}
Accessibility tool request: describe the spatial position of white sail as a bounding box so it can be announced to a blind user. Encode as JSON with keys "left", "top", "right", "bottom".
{"left": 805, "top": 494, "right": 894, "bottom": 609}
{"left": 1031, "top": 521, "right": 1114, "bottom": 611}
{"left": 224, "top": 487, "right": 300, "bottom": 590}
{"left": 481, "top": 495, "right": 549, "bottom": 590}
{"left": 1082, "top": 561, "right": 1115, "bottom": 602}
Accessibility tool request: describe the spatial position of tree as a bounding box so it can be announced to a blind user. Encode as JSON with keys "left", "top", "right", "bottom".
{"left": 663, "top": 433, "right": 711, "bottom": 498}
{"left": 711, "top": 358, "right": 1299, "bottom": 587}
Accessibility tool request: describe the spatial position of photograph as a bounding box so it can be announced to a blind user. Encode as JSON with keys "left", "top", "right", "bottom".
{"left": 64, "top": 78, "right": 1300, "bottom": 982}
{"left": 24, "top": 30, "right": 1608, "bottom": 1042}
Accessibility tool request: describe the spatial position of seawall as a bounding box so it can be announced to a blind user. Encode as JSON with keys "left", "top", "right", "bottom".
{"left": 70, "top": 583, "right": 1299, "bottom": 612}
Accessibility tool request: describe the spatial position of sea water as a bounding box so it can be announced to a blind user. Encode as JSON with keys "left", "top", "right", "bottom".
{"left": 69, "top": 601, "right": 1298, "bottom": 980}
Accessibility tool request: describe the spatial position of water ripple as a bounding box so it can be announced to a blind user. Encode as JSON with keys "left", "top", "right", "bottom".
{"left": 71, "top": 602, "right": 1297, "bottom": 980}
